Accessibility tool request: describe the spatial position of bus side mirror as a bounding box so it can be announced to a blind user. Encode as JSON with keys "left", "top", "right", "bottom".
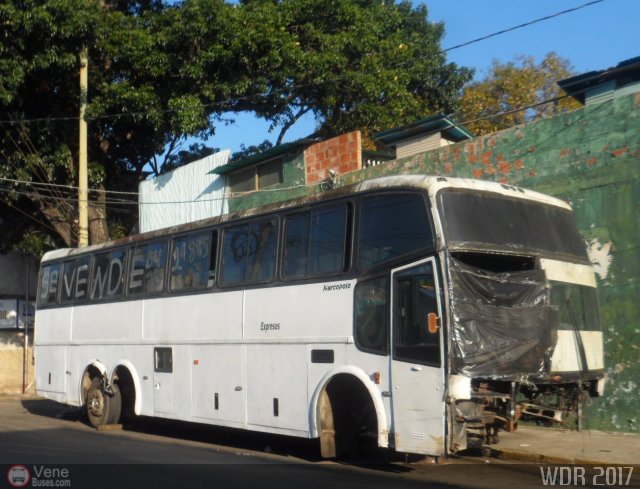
{"left": 427, "top": 312, "right": 439, "bottom": 334}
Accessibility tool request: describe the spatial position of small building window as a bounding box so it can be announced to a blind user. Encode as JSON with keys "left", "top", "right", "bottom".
{"left": 228, "top": 167, "right": 255, "bottom": 194}
{"left": 258, "top": 159, "right": 283, "bottom": 188}
{"left": 228, "top": 158, "right": 284, "bottom": 194}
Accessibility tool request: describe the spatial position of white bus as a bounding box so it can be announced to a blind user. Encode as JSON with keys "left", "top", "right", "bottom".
{"left": 35, "top": 175, "right": 604, "bottom": 458}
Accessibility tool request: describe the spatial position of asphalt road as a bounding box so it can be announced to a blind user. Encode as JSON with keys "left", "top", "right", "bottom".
{"left": 0, "top": 396, "right": 608, "bottom": 489}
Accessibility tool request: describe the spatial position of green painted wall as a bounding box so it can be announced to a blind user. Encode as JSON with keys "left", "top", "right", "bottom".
{"left": 229, "top": 91, "right": 640, "bottom": 432}
{"left": 228, "top": 152, "right": 308, "bottom": 212}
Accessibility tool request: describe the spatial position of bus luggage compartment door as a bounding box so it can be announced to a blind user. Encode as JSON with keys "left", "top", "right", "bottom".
{"left": 390, "top": 258, "right": 446, "bottom": 456}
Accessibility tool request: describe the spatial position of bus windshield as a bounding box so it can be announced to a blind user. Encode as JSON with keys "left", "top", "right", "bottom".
{"left": 438, "top": 190, "right": 588, "bottom": 260}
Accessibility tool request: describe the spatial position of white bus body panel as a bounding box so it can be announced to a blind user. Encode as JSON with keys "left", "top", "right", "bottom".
{"left": 191, "top": 345, "right": 246, "bottom": 426}
{"left": 143, "top": 291, "right": 244, "bottom": 341}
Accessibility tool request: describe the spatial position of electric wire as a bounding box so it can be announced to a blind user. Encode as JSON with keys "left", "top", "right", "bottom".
{"left": 0, "top": 70, "right": 610, "bottom": 205}
{"left": 0, "top": 79, "right": 610, "bottom": 208}
{"left": 441, "top": 0, "right": 604, "bottom": 53}
{"left": 0, "top": 0, "right": 605, "bottom": 126}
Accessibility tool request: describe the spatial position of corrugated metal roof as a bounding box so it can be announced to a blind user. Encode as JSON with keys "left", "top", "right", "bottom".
{"left": 210, "top": 138, "right": 318, "bottom": 175}
{"left": 557, "top": 56, "right": 640, "bottom": 103}
{"left": 373, "top": 114, "right": 473, "bottom": 145}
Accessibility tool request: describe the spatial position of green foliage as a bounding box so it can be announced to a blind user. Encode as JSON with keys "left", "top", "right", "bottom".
{"left": 162, "top": 142, "right": 219, "bottom": 173}
{"left": 235, "top": 0, "right": 472, "bottom": 142}
{"left": 458, "top": 52, "right": 581, "bottom": 136}
{"left": 231, "top": 139, "right": 274, "bottom": 162}
{"left": 0, "top": 0, "right": 471, "bottom": 252}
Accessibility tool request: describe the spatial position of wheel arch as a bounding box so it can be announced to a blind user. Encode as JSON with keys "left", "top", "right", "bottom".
{"left": 111, "top": 360, "right": 142, "bottom": 416}
{"left": 308, "top": 366, "right": 389, "bottom": 448}
{"left": 79, "top": 360, "right": 108, "bottom": 404}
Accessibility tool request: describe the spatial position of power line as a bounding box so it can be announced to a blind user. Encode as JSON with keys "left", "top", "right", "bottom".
{"left": 0, "top": 0, "right": 605, "bottom": 126}
{"left": 0, "top": 182, "right": 312, "bottom": 206}
{"left": 442, "top": 0, "right": 605, "bottom": 52}
{"left": 0, "top": 176, "right": 140, "bottom": 196}
{"left": 0, "top": 75, "right": 613, "bottom": 208}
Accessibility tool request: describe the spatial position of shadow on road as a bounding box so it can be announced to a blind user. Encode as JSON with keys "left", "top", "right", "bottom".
{"left": 20, "top": 398, "right": 421, "bottom": 472}
{"left": 21, "top": 398, "right": 84, "bottom": 420}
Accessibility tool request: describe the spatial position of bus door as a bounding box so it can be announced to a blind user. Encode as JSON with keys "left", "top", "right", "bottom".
{"left": 390, "top": 257, "right": 446, "bottom": 455}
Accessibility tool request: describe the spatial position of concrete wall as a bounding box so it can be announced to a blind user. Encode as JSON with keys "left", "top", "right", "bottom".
{"left": 226, "top": 91, "right": 640, "bottom": 433}
{"left": 0, "top": 331, "right": 34, "bottom": 394}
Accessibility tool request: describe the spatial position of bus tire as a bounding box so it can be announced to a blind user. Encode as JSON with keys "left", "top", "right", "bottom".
{"left": 107, "top": 383, "right": 122, "bottom": 425}
{"left": 86, "top": 378, "right": 112, "bottom": 427}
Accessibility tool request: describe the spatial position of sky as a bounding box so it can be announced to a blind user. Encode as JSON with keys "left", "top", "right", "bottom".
{"left": 198, "top": 0, "right": 639, "bottom": 156}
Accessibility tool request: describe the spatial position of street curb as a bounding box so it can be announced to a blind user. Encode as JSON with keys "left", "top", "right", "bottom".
{"left": 492, "top": 447, "right": 622, "bottom": 466}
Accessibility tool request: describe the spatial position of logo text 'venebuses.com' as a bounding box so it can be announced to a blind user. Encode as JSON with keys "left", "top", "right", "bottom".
{"left": 7, "top": 465, "right": 72, "bottom": 488}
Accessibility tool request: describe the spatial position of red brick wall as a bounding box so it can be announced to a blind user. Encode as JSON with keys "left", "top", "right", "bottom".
{"left": 304, "top": 131, "right": 361, "bottom": 184}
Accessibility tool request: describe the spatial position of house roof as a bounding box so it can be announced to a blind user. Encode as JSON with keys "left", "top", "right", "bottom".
{"left": 557, "top": 56, "right": 640, "bottom": 103}
{"left": 210, "top": 138, "right": 318, "bottom": 175}
{"left": 373, "top": 114, "right": 473, "bottom": 146}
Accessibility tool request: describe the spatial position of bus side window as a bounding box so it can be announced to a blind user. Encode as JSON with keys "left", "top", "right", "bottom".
{"left": 59, "top": 256, "right": 90, "bottom": 303}
{"left": 91, "top": 249, "right": 126, "bottom": 300}
{"left": 283, "top": 213, "right": 310, "bottom": 279}
{"left": 39, "top": 263, "right": 61, "bottom": 306}
{"left": 221, "top": 219, "right": 277, "bottom": 286}
{"left": 128, "top": 241, "right": 168, "bottom": 296}
{"left": 395, "top": 272, "right": 441, "bottom": 368}
{"left": 74, "top": 255, "right": 91, "bottom": 301}
{"left": 170, "top": 230, "right": 217, "bottom": 292}
{"left": 358, "top": 193, "right": 433, "bottom": 271}
{"left": 354, "top": 276, "right": 389, "bottom": 354}
{"left": 309, "top": 205, "right": 347, "bottom": 275}
{"left": 247, "top": 219, "right": 277, "bottom": 282}
{"left": 60, "top": 259, "right": 77, "bottom": 304}
{"left": 283, "top": 204, "right": 348, "bottom": 279}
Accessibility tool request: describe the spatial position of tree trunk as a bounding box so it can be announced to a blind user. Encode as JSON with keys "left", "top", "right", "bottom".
{"left": 89, "top": 187, "right": 109, "bottom": 245}
{"left": 31, "top": 192, "right": 75, "bottom": 247}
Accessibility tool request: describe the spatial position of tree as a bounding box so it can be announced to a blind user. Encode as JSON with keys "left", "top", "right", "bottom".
{"left": 457, "top": 52, "right": 581, "bottom": 136}
{"left": 0, "top": 0, "right": 471, "bottom": 255}
{"left": 0, "top": 0, "right": 107, "bottom": 251}
{"left": 0, "top": 0, "right": 228, "bottom": 252}
{"left": 234, "top": 0, "right": 472, "bottom": 143}
{"left": 231, "top": 140, "right": 274, "bottom": 162}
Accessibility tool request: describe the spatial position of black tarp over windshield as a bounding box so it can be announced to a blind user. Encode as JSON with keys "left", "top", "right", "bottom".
{"left": 447, "top": 257, "right": 558, "bottom": 377}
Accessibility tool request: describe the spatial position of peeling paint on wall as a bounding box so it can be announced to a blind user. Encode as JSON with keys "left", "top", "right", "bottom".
{"left": 587, "top": 239, "right": 614, "bottom": 280}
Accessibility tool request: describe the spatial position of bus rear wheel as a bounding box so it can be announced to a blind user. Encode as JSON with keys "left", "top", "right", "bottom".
{"left": 86, "top": 378, "right": 121, "bottom": 427}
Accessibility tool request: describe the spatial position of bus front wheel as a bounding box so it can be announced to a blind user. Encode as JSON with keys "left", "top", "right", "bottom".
{"left": 86, "top": 378, "right": 121, "bottom": 427}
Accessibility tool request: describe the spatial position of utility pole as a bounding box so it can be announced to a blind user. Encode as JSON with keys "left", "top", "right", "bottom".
{"left": 78, "top": 48, "right": 89, "bottom": 247}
